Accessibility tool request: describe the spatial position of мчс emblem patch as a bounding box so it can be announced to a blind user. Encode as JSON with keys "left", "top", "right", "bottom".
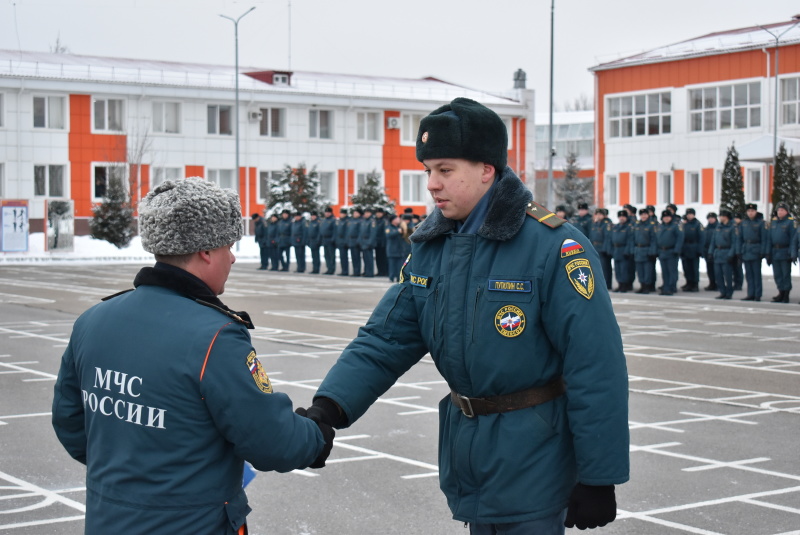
{"left": 560, "top": 238, "right": 585, "bottom": 258}
{"left": 246, "top": 351, "right": 273, "bottom": 393}
{"left": 565, "top": 258, "right": 595, "bottom": 300}
{"left": 494, "top": 305, "right": 526, "bottom": 337}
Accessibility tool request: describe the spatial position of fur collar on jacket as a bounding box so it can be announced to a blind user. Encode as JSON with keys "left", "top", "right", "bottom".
{"left": 410, "top": 166, "right": 532, "bottom": 243}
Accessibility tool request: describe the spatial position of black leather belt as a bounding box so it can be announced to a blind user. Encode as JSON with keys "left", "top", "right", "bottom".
{"left": 450, "top": 378, "right": 566, "bottom": 418}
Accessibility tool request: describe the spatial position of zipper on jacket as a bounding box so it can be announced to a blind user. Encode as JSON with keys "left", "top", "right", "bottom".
{"left": 471, "top": 286, "right": 482, "bottom": 343}
{"left": 433, "top": 286, "right": 440, "bottom": 340}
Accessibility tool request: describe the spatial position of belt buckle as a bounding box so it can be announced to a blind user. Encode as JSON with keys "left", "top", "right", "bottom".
{"left": 458, "top": 394, "right": 475, "bottom": 418}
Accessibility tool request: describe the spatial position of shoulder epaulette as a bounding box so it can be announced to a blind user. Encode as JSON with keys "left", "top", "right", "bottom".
{"left": 101, "top": 288, "right": 134, "bottom": 301}
{"left": 525, "top": 201, "right": 565, "bottom": 229}
{"left": 196, "top": 300, "right": 255, "bottom": 329}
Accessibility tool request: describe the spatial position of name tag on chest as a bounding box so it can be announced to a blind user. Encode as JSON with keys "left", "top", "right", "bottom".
{"left": 488, "top": 279, "right": 532, "bottom": 293}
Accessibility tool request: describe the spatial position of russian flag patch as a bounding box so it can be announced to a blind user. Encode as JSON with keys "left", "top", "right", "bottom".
{"left": 560, "top": 238, "right": 585, "bottom": 258}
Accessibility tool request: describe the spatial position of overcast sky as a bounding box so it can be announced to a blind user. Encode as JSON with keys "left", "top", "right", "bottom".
{"left": 2, "top": 0, "right": 799, "bottom": 112}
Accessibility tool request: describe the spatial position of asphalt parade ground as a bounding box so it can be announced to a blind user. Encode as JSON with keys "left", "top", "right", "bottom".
{"left": 0, "top": 263, "right": 799, "bottom": 535}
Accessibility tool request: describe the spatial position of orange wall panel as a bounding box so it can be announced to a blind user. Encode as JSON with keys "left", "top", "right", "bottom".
{"left": 185, "top": 166, "right": 204, "bottom": 178}
{"left": 646, "top": 171, "right": 657, "bottom": 205}
{"left": 673, "top": 170, "right": 685, "bottom": 205}
{"left": 702, "top": 168, "right": 715, "bottom": 204}
{"left": 619, "top": 172, "right": 630, "bottom": 205}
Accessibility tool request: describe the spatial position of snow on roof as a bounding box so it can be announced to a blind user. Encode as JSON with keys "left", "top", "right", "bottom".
{"left": 0, "top": 49, "right": 517, "bottom": 106}
{"left": 591, "top": 19, "right": 800, "bottom": 71}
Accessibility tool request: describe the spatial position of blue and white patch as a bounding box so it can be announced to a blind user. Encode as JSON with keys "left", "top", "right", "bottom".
{"left": 488, "top": 279, "right": 532, "bottom": 293}
{"left": 409, "top": 273, "right": 432, "bottom": 288}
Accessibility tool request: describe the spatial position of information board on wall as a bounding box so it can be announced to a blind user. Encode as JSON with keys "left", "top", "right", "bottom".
{"left": 1, "top": 200, "right": 29, "bottom": 253}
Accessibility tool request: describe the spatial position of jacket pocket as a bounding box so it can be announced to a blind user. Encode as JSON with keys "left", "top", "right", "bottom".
{"left": 224, "top": 489, "right": 251, "bottom": 534}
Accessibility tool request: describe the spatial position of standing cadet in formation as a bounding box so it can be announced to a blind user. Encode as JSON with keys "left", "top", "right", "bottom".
{"left": 359, "top": 207, "right": 377, "bottom": 277}
{"left": 555, "top": 205, "right": 567, "bottom": 220}
{"left": 656, "top": 210, "right": 683, "bottom": 296}
{"left": 632, "top": 208, "right": 657, "bottom": 294}
{"left": 252, "top": 213, "right": 269, "bottom": 270}
{"left": 611, "top": 210, "right": 634, "bottom": 292}
{"left": 709, "top": 209, "right": 737, "bottom": 299}
{"left": 590, "top": 208, "right": 613, "bottom": 290}
{"left": 704, "top": 212, "right": 719, "bottom": 291}
{"left": 307, "top": 211, "right": 322, "bottom": 274}
{"left": 732, "top": 213, "right": 744, "bottom": 291}
{"left": 679, "top": 208, "right": 703, "bottom": 292}
{"left": 336, "top": 207, "right": 351, "bottom": 276}
{"left": 570, "top": 202, "right": 592, "bottom": 237}
{"left": 321, "top": 207, "right": 337, "bottom": 275}
{"left": 768, "top": 201, "right": 797, "bottom": 303}
{"left": 266, "top": 213, "right": 280, "bottom": 271}
{"left": 290, "top": 212, "right": 308, "bottom": 273}
{"left": 623, "top": 204, "right": 638, "bottom": 286}
{"left": 347, "top": 207, "right": 363, "bottom": 276}
{"left": 646, "top": 205, "right": 659, "bottom": 287}
{"left": 277, "top": 209, "right": 292, "bottom": 271}
{"left": 384, "top": 213, "right": 410, "bottom": 282}
{"left": 373, "top": 207, "right": 389, "bottom": 277}
{"left": 792, "top": 224, "right": 800, "bottom": 303}
{"left": 737, "top": 203, "right": 767, "bottom": 301}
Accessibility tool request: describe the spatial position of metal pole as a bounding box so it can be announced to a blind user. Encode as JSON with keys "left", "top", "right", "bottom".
{"left": 547, "top": 0, "right": 555, "bottom": 209}
{"left": 220, "top": 7, "right": 255, "bottom": 231}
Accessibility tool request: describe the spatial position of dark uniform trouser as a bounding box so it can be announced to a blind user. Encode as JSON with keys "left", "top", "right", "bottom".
{"left": 743, "top": 259, "right": 763, "bottom": 298}
{"left": 338, "top": 246, "right": 350, "bottom": 275}
{"left": 323, "top": 244, "right": 336, "bottom": 273}
{"left": 705, "top": 254, "right": 717, "bottom": 288}
{"left": 627, "top": 257, "right": 636, "bottom": 284}
{"left": 635, "top": 259, "right": 652, "bottom": 286}
{"left": 733, "top": 256, "right": 744, "bottom": 289}
{"left": 613, "top": 255, "right": 633, "bottom": 284}
{"left": 681, "top": 255, "right": 700, "bottom": 285}
{"left": 773, "top": 260, "right": 793, "bottom": 292}
{"left": 350, "top": 246, "right": 362, "bottom": 275}
{"left": 362, "top": 247, "right": 375, "bottom": 277}
{"left": 715, "top": 260, "right": 734, "bottom": 297}
{"left": 660, "top": 253, "right": 679, "bottom": 293}
{"left": 649, "top": 257, "right": 657, "bottom": 287}
{"left": 599, "top": 252, "right": 613, "bottom": 289}
{"left": 259, "top": 246, "right": 269, "bottom": 268}
{"left": 387, "top": 256, "right": 404, "bottom": 282}
{"left": 375, "top": 246, "right": 388, "bottom": 277}
{"left": 294, "top": 245, "right": 306, "bottom": 272}
{"left": 279, "top": 246, "right": 291, "bottom": 270}
{"left": 268, "top": 246, "right": 280, "bottom": 270}
{"left": 309, "top": 245, "right": 321, "bottom": 273}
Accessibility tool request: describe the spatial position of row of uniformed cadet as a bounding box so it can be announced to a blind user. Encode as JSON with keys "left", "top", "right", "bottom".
{"left": 254, "top": 207, "right": 418, "bottom": 281}
{"left": 573, "top": 202, "right": 798, "bottom": 302}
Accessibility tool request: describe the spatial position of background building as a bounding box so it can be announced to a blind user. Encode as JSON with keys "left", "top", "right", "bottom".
{"left": 0, "top": 50, "right": 534, "bottom": 235}
{"left": 592, "top": 17, "right": 800, "bottom": 219}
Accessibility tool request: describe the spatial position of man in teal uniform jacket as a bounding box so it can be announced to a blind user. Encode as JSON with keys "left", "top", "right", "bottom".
{"left": 300, "top": 98, "right": 629, "bottom": 533}
{"left": 52, "top": 178, "right": 333, "bottom": 534}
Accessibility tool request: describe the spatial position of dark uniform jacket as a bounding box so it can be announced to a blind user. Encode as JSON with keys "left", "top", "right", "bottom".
{"left": 680, "top": 219, "right": 704, "bottom": 258}
{"left": 570, "top": 213, "right": 592, "bottom": 237}
{"left": 632, "top": 219, "right": 657, "bottom": 262}
{"left": 656, "top": 219, "right": 683, "bottom": 258}
{"left": 347, "top": 216, "right": 362, "bottom": 248}
{"left": 277, "top": 217, "right": 292, "bottom": 248}
{"left": 704, "top": 221, "right": 718, "bottom": 257}
{"left": 610, "top": 220, "right": 633, "bottom": 260}
{"left": 385, "top": 223, "right": 411, "bottom": 258}
{"left": 589, "top": 219, "right": 612, "bottom": 255}
{"left": 737, "top": 218, "right": 768, "bottom": 261}
{"left": 709, "top": 220, "right": 736, "bottom": 261}
{"left": 374, "top": 215, "right": 387, "bottom": 249}
{"left": 291, "top": 218, "right": 308, "bottom": 247}
{"left": 316, "top": 168, "right": 629, "bottom": 524}
{"left": 254, "top": 218, "right": 268, "bottom": 247}
{"left": 52, "top": 265, "right": 324, "bottom": 533}
{"left": 321, "top": 215, "right": 337, "bottom": 246}
{"left": 768, "top": 217, "right": 797, "bottom": 261}
{"left": 335, "top": 216, "right": 350, "bottom": 248}
{"left": 307, "top": 218, "right": 322, "bottom": 248}
{"left": 358, "top": 216, "right": 377, "bottom": 249}
{"left": 266, "top": 220, "right": 279, "bottom": 248}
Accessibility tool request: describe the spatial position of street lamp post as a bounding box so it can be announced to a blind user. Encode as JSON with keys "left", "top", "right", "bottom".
{"left": 547, "top": 0, "right": 555, "bottom": 210}
{"left": 759, "top": 20, "right": 800, "bottom": 215}
{"left": 220, "top": 6, "right": 256, "bottom": 231}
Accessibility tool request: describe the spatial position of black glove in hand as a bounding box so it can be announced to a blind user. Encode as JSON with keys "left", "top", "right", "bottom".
{"left": 295, "top": 406, "right": 335, "bottom": 469}
{"left": 564, "top": 483, "right": 616, "bottom": 530}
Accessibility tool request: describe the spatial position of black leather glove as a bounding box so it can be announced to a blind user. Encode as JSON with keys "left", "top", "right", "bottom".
{"left": 295, "top": 406, "right": 335, "bottom": 469}
{"left": 564, "top": 483, "right": 616, "bottom": 530}
{"left": 305, "top": 397, "right": 345, "bottom": 428}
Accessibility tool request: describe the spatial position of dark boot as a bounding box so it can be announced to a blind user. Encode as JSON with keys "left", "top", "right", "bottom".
{"left": 772, "top": 291, "right": 785, "bottom": 303}
{"left": 740, "top": 295, "right": 755, "bottom": 301}
{"left": 705, "top": 284, "right": 717, "bottom": 291}
{"left": 782, "top": 291, "right": 791, "bottom": 303}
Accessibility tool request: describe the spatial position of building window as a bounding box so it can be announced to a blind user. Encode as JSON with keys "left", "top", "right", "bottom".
{"left": 309, "top": 109, "right": 333, "bottom": 139}
{"left": 153, "top": 102, "right": 181, "bottom": 134}
{"left": 33, "top": 96, "right": 65, "bottom": 129}
{"left": 781, "top": 77, "right": 800, "bottom": 125}
{"left": 401, "top": 113, "right": 424, "bottom": 145}
{"left": 34, "top": 165, "right": 66, "bottom": 197}
{"left": 258, "top": 170, "right": 282, "bottom": 203}
{"left": 208, "top": 169, "right": 237, "bottom": 190}
{"left": 503, "top": 118, "right": 514, "bottom": 150}
{"left": 606, "top": 175, "right": 617, "bottom": 206}
{"left": 273, "top": 74, "right": 289, "bottom": 85}
{"left": 689, "top": 82, "right": 761, "bottom": 132}
{"left": 93, "top": 164, "right": 126, "bottom": 200}
{"left": 318, "top": 171, "right": 337, "bottom": 204}
{"left": 152, "top": 167, "right": 182, "bottom": 188}
{"left": 687, "top": 172, "right": 700, "bottom": 204}
{"left": 93, "top": 98, "right": 124, "bottom": 132}
{"left": 401, "top": 171, "right": 427, "bottom": 204}
{"left": 535, "top": 122, "right": 594, "bottom": 161}
{"left": 357, "top": 111, "right": 381, "bottom": 141}
{"left": 631, "top": 174, "right": 644, "bottom": 205}
{"left": 208, "top": 105, "right": 232, "bottom": 135}
{"left": 259, "top": 108, "right": 286, "bottom": 138}
{"left": 608, "top": 92, "right": 671, "bottom": 138}
{"left": 659, "top": 173, "right": 672, "bottom": 204}
{"left": 747, "top": 169, "right": 762, "bottom": 202}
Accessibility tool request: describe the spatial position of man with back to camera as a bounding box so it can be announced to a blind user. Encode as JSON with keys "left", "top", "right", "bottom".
{"left": 51, "top": 178, "right": 334, "bottom": 534}
{"left": 298, "top": 98, "right": 629, "bottom": 534}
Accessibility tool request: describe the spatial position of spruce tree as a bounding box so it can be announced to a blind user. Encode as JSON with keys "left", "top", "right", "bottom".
{"left": 556, "top": 152, "right": 594, "bottom": 217}
{"left": 771, "top": 142, "right": 800, "bottom": 217}
{"left": 719, "top": 144, "right": 745, "bottom": 215}
{"left": 350, "top": 170, "right": 395, "bottom": 212}
{"left": 89, "top": 172, "right": 135, "bottom": 248}
{"left": 268, "top": 163, "right": 324, "bottom": 214}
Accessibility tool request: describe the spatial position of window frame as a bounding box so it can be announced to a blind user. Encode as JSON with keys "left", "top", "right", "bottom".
{"left": 631, "top": 173, "right": 644, "bottom": 205}
{"left": 309, "top": 109, "right": 334, "bottom": 140}
{"left": 318, "top": 171, "right": 338, "bottom": 205}
{"left": 33, "top": 164, "right": 68, "bottom": 198}
{"left": 258, "top": 107, "right": 286, "bottom": 138}
{"left": 356, "top": 111, "right": 382, "bottom": 142}
{"left": 605, "top": 174, "right": 618, "bottom": 206}
{"left": 746, "top": 168, "right": 762, "bottom": 203}
{"left": 659, "top": 172, "right": 672, "bottom": 204}
{"left": 781, "top": 76, "right": 800, "bottom": 125}
{"left": 33, "top": 95, "right": 66, "bottom": 130}
{"left": 686, "top": 171, "right": 701, "bottom": 204}
{"left": 207, "top": 168, "right": 237, "bottom": 191}
{"left": 151, "top": 166, "right": 183, "bottom": 189}
{"left": 607, "top": 91, "right": 671, "bottom": 139}
{"left": 401, "top": 113, "right": 424, "bottom": 146}
{"left": 92, "top": 163, "right": 128, "bottom": 201}
{"left": 689, "top": 81, "right": 761, "bottom": 132}
{"left": 92, "top": 97, "right": 125, "bottom": 133}
{"left": 400, "top": 170, "right": 428, "bottom": 205}
{"left": 207, "top": 104, "right": 233, "bottom": 135}
{"left": 257, "top": 169, "right": 283, "bottom": 204}
{"left": 152, "top": 101, "right": 181, "bottom": 134}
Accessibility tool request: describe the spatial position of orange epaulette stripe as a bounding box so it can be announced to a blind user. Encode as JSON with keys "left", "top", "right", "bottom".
{"left": 525, "top": 201, "right": 565, "bottom": 229}
{"left": 199, "top": 322, "right": 233, "bottom": 382}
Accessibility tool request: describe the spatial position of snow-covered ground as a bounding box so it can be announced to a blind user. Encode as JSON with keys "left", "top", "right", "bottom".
{"left": 0, "top": 233, "right": 260, "bottom": 265}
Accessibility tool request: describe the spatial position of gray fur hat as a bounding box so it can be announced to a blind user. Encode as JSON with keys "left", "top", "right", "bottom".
{"left": 139, "top": 177, "right": 243, "bottom": 255}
